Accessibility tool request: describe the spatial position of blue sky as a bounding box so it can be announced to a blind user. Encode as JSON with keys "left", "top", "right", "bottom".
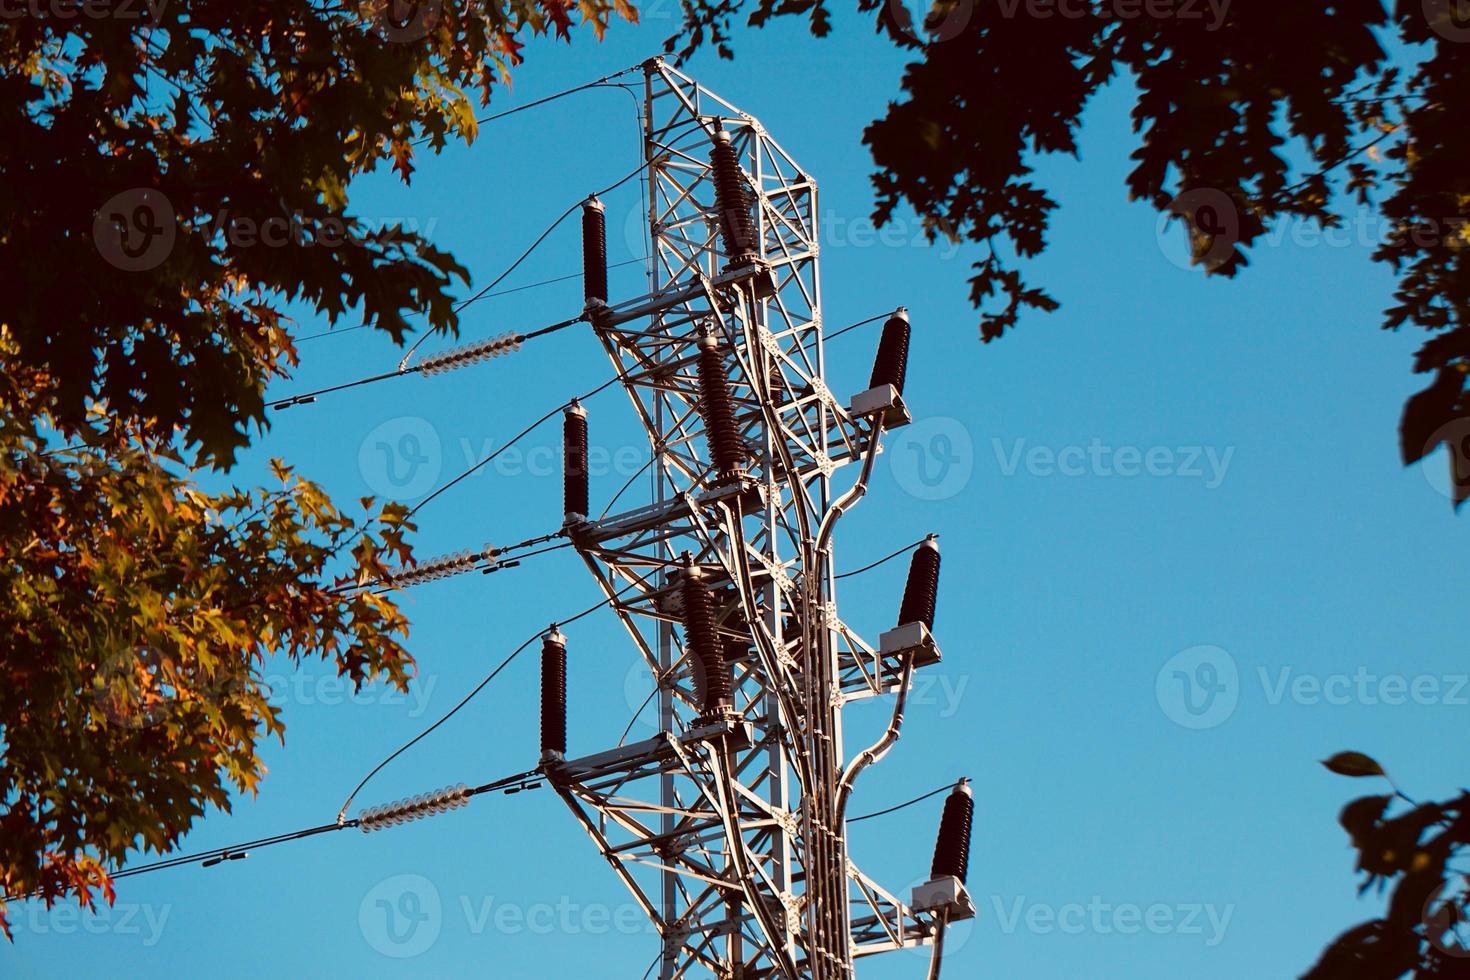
{"left": 9, "top": 8, "right": 1468, "bottom": 979}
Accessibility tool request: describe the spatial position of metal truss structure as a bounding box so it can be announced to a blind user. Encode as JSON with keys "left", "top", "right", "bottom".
{"left": 545, "top": 59, "right": 951, "bottom": 979}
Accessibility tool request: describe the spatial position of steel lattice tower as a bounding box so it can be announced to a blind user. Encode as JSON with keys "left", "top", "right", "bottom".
{"left": 544, "top": 59, "right": 966, "bottom": 978}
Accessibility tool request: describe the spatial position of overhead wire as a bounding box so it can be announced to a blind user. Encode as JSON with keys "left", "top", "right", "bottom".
{"left": 617, "top": 685, "right": 660, "bottom": 748}
{"left": 269, "top": 313, "right": 582, "bottom": 411}
{"left": 307, "top": 370, "right": 623, "bottom": 592}
{"left": 835, "top": 536, "right": 933, "bottom": 580}
{"left": 1, "top": 768, "right": 549, "bottom": 900}
{"left": 268, "top": 162, "right": 646, "bottom": 411}
{"left": 848, "top": 783, "right": 955, "bottom": 824}
{"left": 825, "top": 311, "right": 892, "bottom": 343}
{"left": 336, "top": 580, "right": 643, "bottom": 823}
{"left": 293, "top": 68, "right": 647, "bottom": 361}
{"left": 334, "top": 629, "right": 533, "bottom": 822}
{"left": 404, "top": 372, "right": 624, "bottom": 522}
{"left": 272, "top": 245, "right": 885, "bottom": 415}
{"left": 393, "top": 159, "right": 649, "bottom": 373}
{"left": 409, "top": 69, "right": 642, "bottom": 148}
{"left": 293, "top": 256, "right": 649, "bottom": 345}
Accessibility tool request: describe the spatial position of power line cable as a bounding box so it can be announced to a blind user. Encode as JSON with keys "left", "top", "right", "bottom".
{"left": 826, "top": 311, "right": 892, "bottom": 343}
{"left": 403, "top": 372, "right": 623, "bottom": 522}
{"left": 270, "top": 163, "right": 646, "bottom": 411}
{"left": 394, "top": 159, "right": 649, "bottom": 373}
{"left": 269, "top": 313, "right": 583, "bottom": 411}
{"left": 293, "top": 72, "right": 646, "bottom": 355}
{"left": 305, "top": 371, "right": 622, "bottom": 588}
{"left": 848, "top": 784, "right": 954, "bottom": 824}
{"left": 4, "top": 767, "right": 549, "bottom": 899}
{"left": 409, "top": 70, "right": 642, "bottom": 147}
{"left": 294, "top": 256, "right": 649, "bottom": 345}
{"left": 336, "top": 580, "right": 641, "bottom": 823}
{"left": 835, "top": 537, "right": 933, "bottom": 580}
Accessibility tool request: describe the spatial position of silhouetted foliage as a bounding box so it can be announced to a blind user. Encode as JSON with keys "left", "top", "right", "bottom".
{"left": 670, "top": 0, "right": 1470, "bottom": 503}
{"left": 0, "top": 0, "right": 630, "bottom": 936}
{"left": 1307, "top": 755, "right": 1470, "bottom": 978}
{"left": 660, "top": 4, "right": 1470, "bottom": 973}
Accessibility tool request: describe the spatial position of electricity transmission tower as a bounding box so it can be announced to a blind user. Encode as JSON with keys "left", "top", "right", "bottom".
{"left": 537, "top": 59, "right": 972, "bottom": 979}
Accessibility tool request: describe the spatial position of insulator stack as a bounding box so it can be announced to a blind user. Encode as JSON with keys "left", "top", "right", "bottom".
{"left": 710, "top": 130, "right": 757, "bottom": 261}
{"left": 563, "top": 400, "right": 590, "bottom": 523}
{"left": 415, "top": 331, "right": 522, "bottom": 376}
{"left": 680, "top": 567, "right": 731, "bottom": 714}
{"left": 358, "top": 783, "right": 471, "bottom": 833}
{"left": 541, "top": 628, "right": 568, "bottom": 759}
{"left": 695, "top": 334, "right": 746, "bottom": 479}
{"left": 581, "top": 196, "right": 608, "bottom": 308}
{"left": 868, "top": 307, "right": 911, "bottom": 395}
{"left": 929, "top": 778, "right": 974, "bottom": 882}
{"left": 897, "top": 534, "right": 940, "bottom": 630}
{"left": 383, "top": 547, "right": 488, "bottom": 587}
